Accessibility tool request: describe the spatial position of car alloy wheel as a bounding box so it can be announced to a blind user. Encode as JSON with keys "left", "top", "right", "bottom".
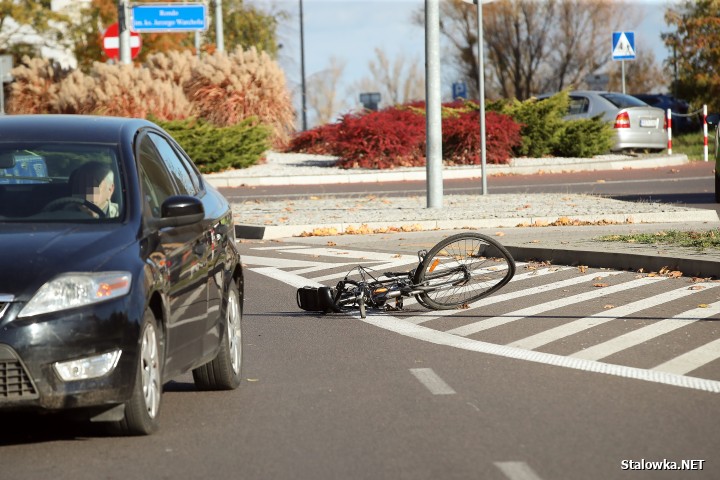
{"left": 227, "top": 288, "right": 242, "bottom": 375}
{"left": 141, "top": 321, "right": 161, "bottom": 419}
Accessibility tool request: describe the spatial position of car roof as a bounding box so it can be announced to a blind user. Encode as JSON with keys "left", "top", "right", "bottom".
{"left": 0, "top": 115, "right": 156, "bottom": 143}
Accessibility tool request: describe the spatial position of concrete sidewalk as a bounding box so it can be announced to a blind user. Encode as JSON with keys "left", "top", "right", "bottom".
{"left": 208, "top": 152, "right": 720, "bottom": 278}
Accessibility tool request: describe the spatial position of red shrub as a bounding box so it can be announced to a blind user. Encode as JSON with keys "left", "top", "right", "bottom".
{"left": 331, "top": 108, "right": 426, "bottom": 168}
{"left": 285, "top": 102, "right": 521, "bottom": 169}
{"left": 443, "top": 108, "right": 522, "bottom": 165}
{"left": 286, "top": 123, "right": 340, "bottom": 155}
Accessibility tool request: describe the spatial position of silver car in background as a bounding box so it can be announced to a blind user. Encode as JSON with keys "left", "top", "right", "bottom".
{"left": 564, "top": 91, "right": 667, "bottom": 152}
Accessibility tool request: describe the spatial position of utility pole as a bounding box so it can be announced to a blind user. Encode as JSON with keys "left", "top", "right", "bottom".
{"left": 425, "top": 0, "right": 443, "bottom": 209}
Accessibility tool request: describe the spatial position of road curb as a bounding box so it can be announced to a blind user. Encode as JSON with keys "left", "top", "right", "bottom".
{"left": 208, "top": 154, "right": 690, "bottom": 188}
{"left": 508, "top": 245, "right": 718, "bottom": 279}
{"left": 234, "top": 209, "right": 720, "bottom": 241}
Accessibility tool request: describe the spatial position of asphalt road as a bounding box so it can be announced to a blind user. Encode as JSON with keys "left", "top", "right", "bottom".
{"left": 220, "top": 161, "right": 719, "bottom": 215}
{"left": 2, "top": 239, "right": 719, "bottom": 480}
{"left": 2, "top": 163, "right": 718, "bottom": 479}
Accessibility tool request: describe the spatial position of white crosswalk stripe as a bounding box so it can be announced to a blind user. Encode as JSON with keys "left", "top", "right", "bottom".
{"left": 405, "top": 267, "right": 600, "bottom": 324}
{"left": 509, "top": 283, "right": 720, "bottom": 350}
{"left": 653, "top": 336, "right": 720, "bottom": 375}
{"left": 571, "top": 299, "right": 720, "bottom": 361}
{"left": 446, "top": 276, "right": 661, "bottom": 337}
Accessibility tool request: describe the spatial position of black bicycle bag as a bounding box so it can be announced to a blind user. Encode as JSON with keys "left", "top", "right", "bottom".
{"left": 296, "top": 286, "right": 341, "bottom": 313}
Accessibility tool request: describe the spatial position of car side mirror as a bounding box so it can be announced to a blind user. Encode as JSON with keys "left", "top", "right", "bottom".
{"left": 152, "top": 195, "right": 204, "bottom": 228}
{"left": 707, "top": 113, "right": 720, "bottom": 128}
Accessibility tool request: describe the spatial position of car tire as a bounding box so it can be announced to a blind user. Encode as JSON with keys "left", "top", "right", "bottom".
{"left": 192, "top": 281, "right": 242, "bottom": 391}
{"left": 110, "top": 309, "right": 163, "bottom": 435}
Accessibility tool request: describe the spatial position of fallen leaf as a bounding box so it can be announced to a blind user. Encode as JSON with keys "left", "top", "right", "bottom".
{"left": 593, "top": 283, "right": 609, "bottom": 287}
{"left": 247, "top": 378, "right": 260, "bottom": 382}
{"left": 603, "top": 304, "right": 615, "bottom": 309}
{"left": 495, "top": 232, "right": 506, "bottom": 237}
{"left": 688, "top": 285, "right": 705, "bottom": 290}
{"left": 698, "top": 304, "right": 710, "bottom": 308}
{"left": 578, "top": 265, "right": 588, "bottom": 273}
{"left": 327, "top": 241, "right": 337, "bottom": 247}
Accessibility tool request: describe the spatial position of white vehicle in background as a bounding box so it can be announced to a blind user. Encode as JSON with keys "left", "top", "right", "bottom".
{"left": 540, "top": 91, "right": 667, "bottom": 153}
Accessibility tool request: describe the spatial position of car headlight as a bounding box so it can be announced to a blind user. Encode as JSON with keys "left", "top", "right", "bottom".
{"left": 18, "top": 272, "right": 132, "bottom": 318}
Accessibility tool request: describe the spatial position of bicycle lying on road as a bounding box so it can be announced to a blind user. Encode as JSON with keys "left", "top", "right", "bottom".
{"left": 297, "top": 232, "right": 516, "bottom": 318}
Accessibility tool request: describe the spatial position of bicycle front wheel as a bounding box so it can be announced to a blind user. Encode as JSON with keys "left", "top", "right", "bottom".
{"left": 413, "top": 232, "right": 515, "bottom": 310}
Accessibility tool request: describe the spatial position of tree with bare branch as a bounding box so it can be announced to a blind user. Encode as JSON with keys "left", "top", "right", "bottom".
{"left": 306, "top": 56, "right": 348, "bottom": 125}
{"left": 352, "top": 48, "right": 425, "bottom": 108}
{"left": 416, "top": 0, "right": 648, "bottom": 100}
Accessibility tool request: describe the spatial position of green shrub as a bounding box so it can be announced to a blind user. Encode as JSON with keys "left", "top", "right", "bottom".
{"left": 156, "top": 117, "right": 270, "bottom": 173}
{"left": 503, "top": 92, "right": 570, "bottom": 157}
{"left": 554, "top": 117, "right": 615, "bottom": 157}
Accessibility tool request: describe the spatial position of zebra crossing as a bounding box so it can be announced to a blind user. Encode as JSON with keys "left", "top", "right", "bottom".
{"left": 242, "top": 243, "right": 720, "bottom": 393}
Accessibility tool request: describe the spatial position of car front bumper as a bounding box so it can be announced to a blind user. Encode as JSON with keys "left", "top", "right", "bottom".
{"left": 0, "top": 298, "right": 142, "bottom": 412}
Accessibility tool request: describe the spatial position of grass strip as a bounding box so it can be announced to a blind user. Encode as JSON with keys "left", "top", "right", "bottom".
{"left": 599, "top": 229, "right": 720, "bottom": 251}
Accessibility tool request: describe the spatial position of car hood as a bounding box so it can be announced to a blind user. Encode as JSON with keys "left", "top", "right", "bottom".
{"left": 0, "top": 224, "right": 135, "bottom": 300}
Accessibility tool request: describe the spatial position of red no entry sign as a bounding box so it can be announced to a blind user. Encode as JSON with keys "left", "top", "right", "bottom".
{"left": 102, "top": 23, "right": 142, "bottom": 60}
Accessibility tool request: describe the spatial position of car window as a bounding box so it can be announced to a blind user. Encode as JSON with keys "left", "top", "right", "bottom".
{"left": 601, "top": 93, "right": 648, "bottom": 109}
{"left": 138, "top": 135, "right": 177, "bottom": 218}
{"left": 0, "top": 143, "right": 123, "bottom": 222}
{"left": 147, "top": 133, "right": 199, "bottom": 196}
{"left": 568, "top": 96, "right": 590, "bottom": 115}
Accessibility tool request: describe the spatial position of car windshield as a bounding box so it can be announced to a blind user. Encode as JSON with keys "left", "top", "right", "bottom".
{"left": 0, "top": 143, "right": 123, "bottom": 222}
{"left": 601, "top": 93, "right": 648, "bottom": 109}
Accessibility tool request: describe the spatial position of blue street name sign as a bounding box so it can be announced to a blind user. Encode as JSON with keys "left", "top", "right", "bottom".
{"left": 132, "top": 4, "right": 208, "bottom": 32}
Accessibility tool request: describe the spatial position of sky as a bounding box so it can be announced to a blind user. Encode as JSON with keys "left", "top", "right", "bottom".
{"left": 267, "top": 0, "right": 682, "bottom": 129}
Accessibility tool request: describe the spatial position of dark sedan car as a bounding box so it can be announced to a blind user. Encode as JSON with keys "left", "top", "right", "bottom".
{"left": 0, "top": 115, "right": 244, "bottom": 435}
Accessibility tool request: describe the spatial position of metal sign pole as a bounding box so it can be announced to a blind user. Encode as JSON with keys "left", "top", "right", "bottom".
{"left": 118, "top": 0, "right": 131, "bottom": 64}
{"left": 215, "top": 0, "right": 224, "bottom": 53}
{"left": 477, "top": 0, "right": 488, "bottom": 195}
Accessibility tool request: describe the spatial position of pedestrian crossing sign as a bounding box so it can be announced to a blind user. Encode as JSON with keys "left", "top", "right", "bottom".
{"left": 612, "top": 31, "right": 636, "bottom": 60}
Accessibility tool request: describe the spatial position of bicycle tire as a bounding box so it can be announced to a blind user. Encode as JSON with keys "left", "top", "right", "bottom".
{"left": 412, "top": 232, "right": 515, "bottom": 310}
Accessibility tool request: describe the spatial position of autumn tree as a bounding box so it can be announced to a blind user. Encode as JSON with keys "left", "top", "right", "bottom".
{"left": 306, "top": 56, "right": 348, "bottom": 125}
{"left": 416, "top": 0, "right": 648, "bottom": 100}
{"left": 0, "top": 0, "right": 70, "bottom": 64}
{"left": 663, "top": 0, "right": 720, "bottom": 111}
{"left": 606, "top": 49, "right": 664, "bottom": 93}
{"left": 202, "top": 0, "right": 288, "bottom": 58}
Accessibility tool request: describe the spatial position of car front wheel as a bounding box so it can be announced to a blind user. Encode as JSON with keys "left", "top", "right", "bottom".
{"left": 110, "top": 310, "right": 163, "bottom": 435}
{"left": 192, "top": 281, "right": 242, "bottom": 390}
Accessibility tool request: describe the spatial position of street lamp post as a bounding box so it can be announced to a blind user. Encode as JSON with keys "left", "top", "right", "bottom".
{"left": 299, "top": 0, "right": 308, "bottom": 131}
{"left": 463, "top": 0, "right": 494, "bottom": 195}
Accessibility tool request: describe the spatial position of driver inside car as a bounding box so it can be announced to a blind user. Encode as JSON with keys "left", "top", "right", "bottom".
{"left": 69, "top": 161, "right": 119, "bottom": 218}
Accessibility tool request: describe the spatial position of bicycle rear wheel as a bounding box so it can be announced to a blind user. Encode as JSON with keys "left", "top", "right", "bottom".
{"left": 413, "top": 232, "right": 515, "bottom": 310}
